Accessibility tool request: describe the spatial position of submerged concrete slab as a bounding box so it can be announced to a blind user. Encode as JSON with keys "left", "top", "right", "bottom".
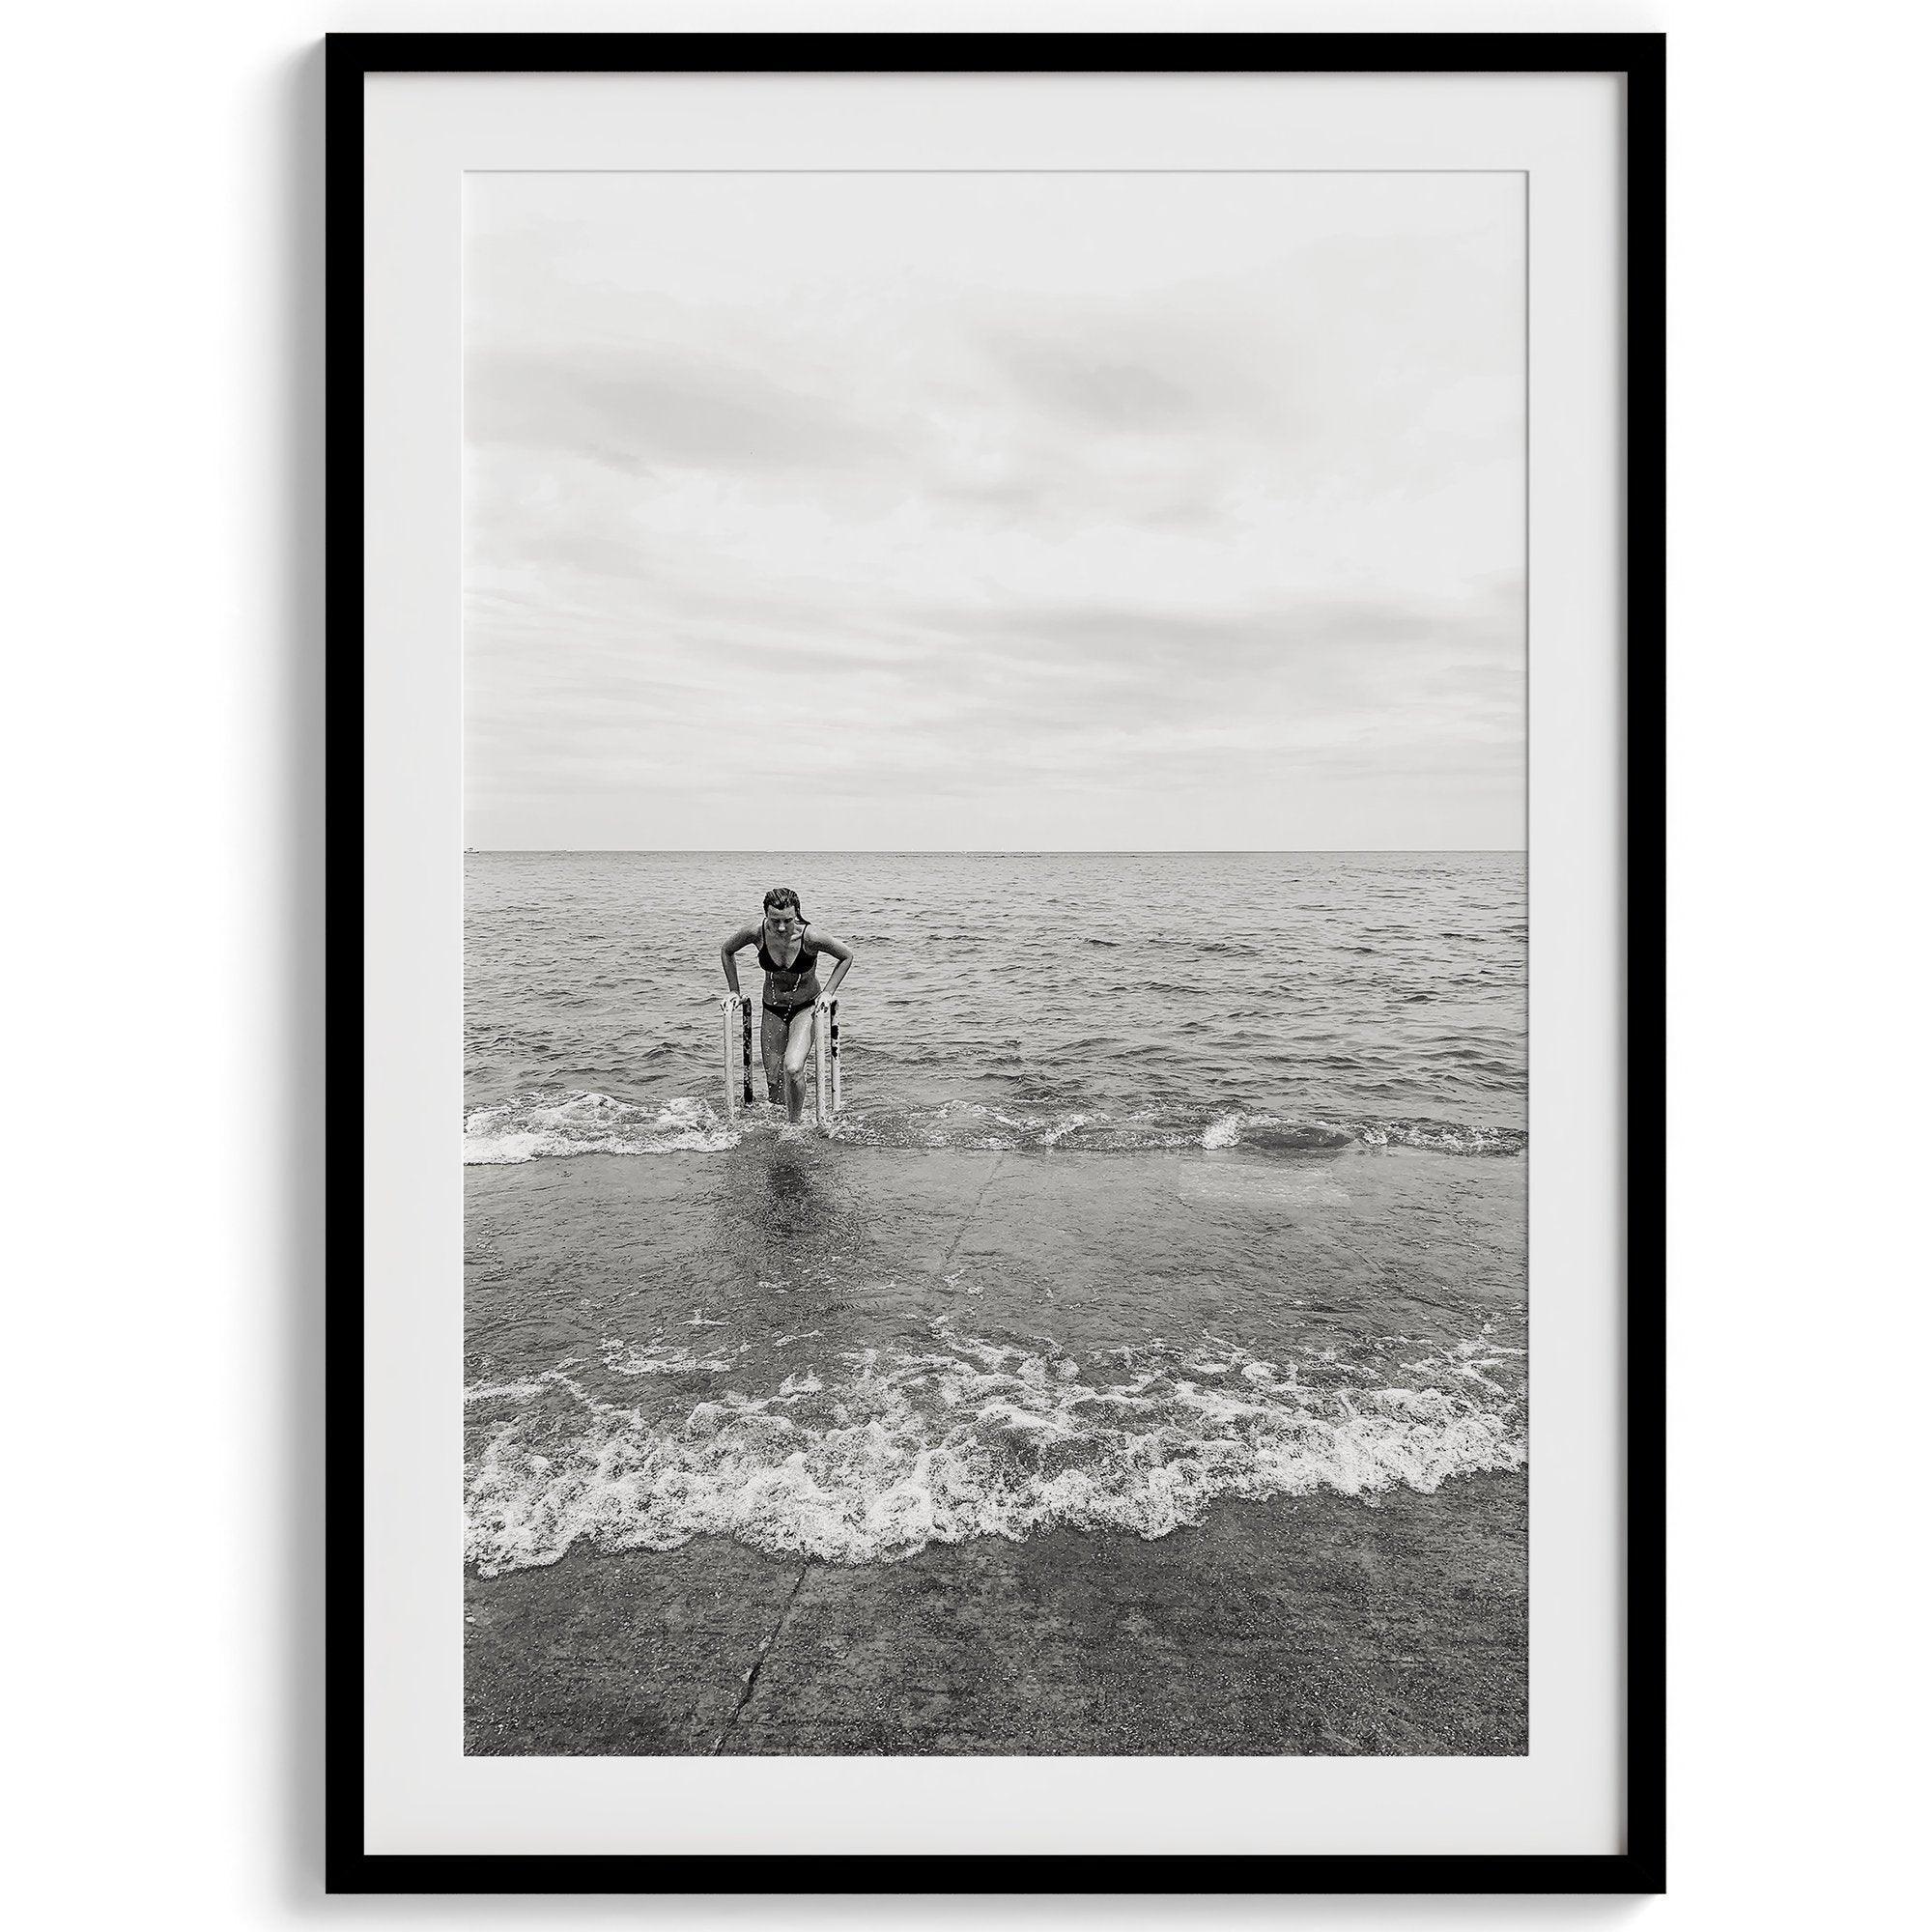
{"left": 466, "top": 1474, "right": 1524, "bottom": 1758}
{"left": 465, "top": 1144, "right": 1526, "bottom": 1757}
{"left": 464, "top": 1534, "right": 802, "bottom": 1756}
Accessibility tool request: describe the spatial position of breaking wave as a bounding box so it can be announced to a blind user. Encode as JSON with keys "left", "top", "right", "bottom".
{"left": 464, "top": 1091, "right": 1523, "bottom": 1164}
{"left": 464, "top": 1325, "right": 1525, "bottom": 1573}
{"left": 464, "top": 1092, "right": 740, "bottom": 1163}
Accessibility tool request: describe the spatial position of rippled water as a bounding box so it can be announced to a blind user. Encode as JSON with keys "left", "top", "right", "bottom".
{"left": 465, "top": 851, "right": 1526, "bottom": 1570}
{"left": 466, "top": 850, "right": 1525, "bottom": 1158}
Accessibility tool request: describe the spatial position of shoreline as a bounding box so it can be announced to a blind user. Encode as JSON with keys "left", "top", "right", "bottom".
{"left": 466, "top": 1469, "right": 1525, "bottom": 1757}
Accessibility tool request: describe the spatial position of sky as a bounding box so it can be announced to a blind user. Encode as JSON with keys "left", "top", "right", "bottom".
{"left": 465, "top": 171, "right": 1523, "bottom": 850}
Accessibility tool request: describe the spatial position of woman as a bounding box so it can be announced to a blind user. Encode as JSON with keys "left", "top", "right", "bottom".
{"left": 720, "top": 887, "right": 854, "bottom": 1123}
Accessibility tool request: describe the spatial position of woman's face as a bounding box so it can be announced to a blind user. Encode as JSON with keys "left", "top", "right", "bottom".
{"left": 763, "top": 902, "right": 801, "bottom": 938}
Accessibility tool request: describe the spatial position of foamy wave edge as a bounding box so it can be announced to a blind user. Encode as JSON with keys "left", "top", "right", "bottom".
{"left": 465, "top": 1092, "right": 1523, "bottom": 1164}
{"left": 465, "top": 1093, "right": 740, "bottom": 1164}
{"left": 1200, "top": 1110, "right": 1525, "bottom": 1156}
{"left": 464, "top": 1338, "right": 1524, "bottom": 1573}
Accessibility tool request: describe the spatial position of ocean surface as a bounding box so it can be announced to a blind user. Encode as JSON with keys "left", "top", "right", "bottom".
{"left": 464, "top": 851, "right": 1527, "bottom": 1573}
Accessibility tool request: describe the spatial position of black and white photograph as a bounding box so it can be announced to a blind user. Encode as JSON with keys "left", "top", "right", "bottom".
{"left": 460, "top": 167, "right": 1530, "bottom": 1758}
{"left": 30, "top": 0, "right": 1932, "bottom": 1913}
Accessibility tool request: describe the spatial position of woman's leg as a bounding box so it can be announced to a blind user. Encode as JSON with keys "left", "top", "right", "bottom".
{"left": 759, "top": 1007, "right": 788, "bottom": 1105}
{"left": 781, "top": 1008, "right": 816, "bottom": 1122}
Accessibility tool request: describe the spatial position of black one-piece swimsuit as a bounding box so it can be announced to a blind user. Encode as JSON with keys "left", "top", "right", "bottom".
{"left": 757, "top": 929, "right": 820, "bottom": 1023}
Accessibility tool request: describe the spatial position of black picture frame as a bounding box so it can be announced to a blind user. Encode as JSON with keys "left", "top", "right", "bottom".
{"left": 327, "top": 29, "right": 1663, "bottom": 1895}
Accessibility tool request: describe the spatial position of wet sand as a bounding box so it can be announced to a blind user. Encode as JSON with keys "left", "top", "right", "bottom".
{"left": 466, "top": 1470, "right": 1525, "bottom": 1756}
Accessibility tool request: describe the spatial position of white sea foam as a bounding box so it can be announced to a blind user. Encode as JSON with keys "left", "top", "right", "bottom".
{"left": 600, "top": 1339, "right": 736, "bottom": 1377}
{"left": 464, "top": 1091, "right": 1525, "bottom": 1164}
{"left": 463, "top": 1092, "right": 739, "bottom": 1164}
{"left": 1345, "top": 1118, "right": 1525, "bottom": 1155}
{"left": 464, "top": 1328, "right": 1524, "bottom": 1574}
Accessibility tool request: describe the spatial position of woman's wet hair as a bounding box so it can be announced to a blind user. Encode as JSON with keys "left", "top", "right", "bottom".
{"left": 763, "top": 886, "right": 807, "bottom": 921}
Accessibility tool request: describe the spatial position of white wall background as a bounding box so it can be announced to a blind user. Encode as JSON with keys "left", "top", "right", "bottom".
{"left": 7, "top": 0, "right": 1926, "bottom": 1924}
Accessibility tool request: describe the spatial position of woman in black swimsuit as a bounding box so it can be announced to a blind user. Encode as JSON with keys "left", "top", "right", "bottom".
{"left": 719, "top": 887, "right": 855, "bottom": 1123}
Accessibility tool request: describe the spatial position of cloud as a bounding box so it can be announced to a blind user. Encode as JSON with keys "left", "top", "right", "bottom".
{"left": 977, "top": 336, "right": 1207, "bottom": 433}
{"left": 468, "top": 345, "right": 897, "bottom": 473}
{"left": 464, "top": 173, "right": 1524, "bottom": 849}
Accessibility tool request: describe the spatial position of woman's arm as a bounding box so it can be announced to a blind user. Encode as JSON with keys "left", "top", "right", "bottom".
{"left": 719, "top": 923, "right": 759, "bottom": 995}
{"left": 809, "top": 932, "right": 855, "bottom": 999}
